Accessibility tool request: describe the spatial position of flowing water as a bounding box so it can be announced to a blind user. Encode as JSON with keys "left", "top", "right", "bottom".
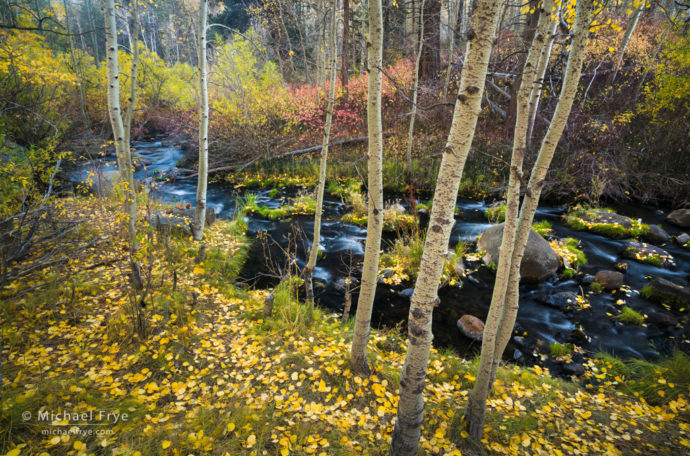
{"left": 70, "top": 139, "right": 690, "bottom": 369}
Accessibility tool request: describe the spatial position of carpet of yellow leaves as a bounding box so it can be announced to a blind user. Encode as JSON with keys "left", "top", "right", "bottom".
{"left": 1, "top": 197, "right": 688, "bottom": 455}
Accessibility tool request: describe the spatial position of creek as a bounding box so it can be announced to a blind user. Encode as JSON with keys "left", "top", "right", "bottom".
{"left": 70, "top": 139, "right": 690, "bottom": 372}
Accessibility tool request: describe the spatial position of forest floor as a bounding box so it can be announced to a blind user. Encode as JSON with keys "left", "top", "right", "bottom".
{"left": 1, "top": 195, "right": 689, "bottom": 456}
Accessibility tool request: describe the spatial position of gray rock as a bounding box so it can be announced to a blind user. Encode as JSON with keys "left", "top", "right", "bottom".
{"left": 667, "top": 208, "right": 690, "bottom": 228}
{"left": 622, "top": 240, "right": 675, "bottom": 268}
{"left": 536, "top": 291, "right": 578, "bottom": 310}
{"left": 477, "top": 223, "right": 559, "bottom": 282}
{"left": 580, "top": 274, "right": 596, "bottom": 286}
{"left": 594, "top": 270, "right": 624, "bottom": 290}
{"left": 457, "top": 315, "right": 484, "bottom": 341}
{"left": 171, "top": 207, "right": 216, "bottom": 227}
{"left": 644, "top": 225, "right": 670, "bottom": 244}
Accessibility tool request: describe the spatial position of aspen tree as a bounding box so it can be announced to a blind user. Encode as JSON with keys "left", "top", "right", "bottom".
{"left": 405, "top": 0, "right": 425, "bottom": 178}
{"left": 103, "top": 0, "right": 140, "bottom": 285}
{"left": 193, "top": 0, "right": 209, "bottom": 241}
{"left": 124, "top": 0, "right": 139, "bottom": 150}
{"left": 465, "top": 0, "right": 596, "bottom": 443}
{"left": 611, "top": 1, "right": 643, "bottom": 83}
{"left": 526, "top": 0, "right": 560, "bottom": 150}
{"left": 304, "top": 0, "right": 338, "bottom": 305}
{"left": 464, "top": 0, "right": 556, "bottom": 441}
{"left": 349, "top": 0, "right": 383, "bottom": 375}
{"left": 441, "top": 0, "right": 460, "bottom": 101}
{"left": 388, "top": 0, "right": 504, "bottom": 453}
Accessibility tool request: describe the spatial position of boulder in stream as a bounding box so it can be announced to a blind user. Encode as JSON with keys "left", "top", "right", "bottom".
{"left": 641, "top": 277, "right": 690, "bottom": 309}
{"left": 667, "top": 208, "right": 690, "bottom": 228}
{"left": 622, "top": 240, "right": 675, "bottom": 268}
{"left": 643, "top": 225, "right": 670, "bottom": 244}
{"left": 536, "top": 291, "right": 579, "bottom": 311}
{"left": 594, "top": 270, "right": 624, "bottom": 290}
{"left": 477, "top": 223, "right": 559, "bottom": 282}
{"left": 457, "top": 315, "right": 484, "bottom": 341}
{"left": 675, "top": 233, "right": 690, "bottom": 247}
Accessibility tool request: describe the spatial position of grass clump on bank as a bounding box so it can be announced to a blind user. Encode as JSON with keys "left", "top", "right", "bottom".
{"left": 379, "top": 234, "right": 466, "bottom": 286}
{"left": 617, "top": 306, "right": 646, "bottom": 325}
{"left": 563, "top": 206, "right": 650, "bottom": 239}
{"left": 339, "top": 186, "right": 416, "bottom": 232}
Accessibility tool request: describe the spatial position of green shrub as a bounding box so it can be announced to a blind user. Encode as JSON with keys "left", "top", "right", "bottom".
{"left": 550, "top": 342, "right": 573, "bottom": 357}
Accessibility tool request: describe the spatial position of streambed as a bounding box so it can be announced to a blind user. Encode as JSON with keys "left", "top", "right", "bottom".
{"left": 70, "top": 139, "right": 690, "bottom": 372}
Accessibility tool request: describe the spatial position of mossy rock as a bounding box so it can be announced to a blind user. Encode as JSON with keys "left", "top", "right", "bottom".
{"left": 622, "top": 240, "right": 675, "bottom": 268}
{"left": 563, "top": 207, "right": 649, "bottom": 239}
{"left": 640, "top": 277, "right": 690, "bottom": 309}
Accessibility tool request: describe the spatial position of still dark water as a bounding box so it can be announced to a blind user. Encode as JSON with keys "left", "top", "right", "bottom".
{"left": 71, "top": 139, "right": 690, "bottom": 367}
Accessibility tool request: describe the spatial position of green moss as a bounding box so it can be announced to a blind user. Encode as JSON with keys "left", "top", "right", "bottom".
{"left": 242, "top": 195, "right": 316, "bottom": 220}
{"left": 268, "top": 188, "right": 280, "bottom": 198}
{"left": 590, "top": 281, "right": 603, "bottom": 294}
{"left": 561, "top": 269, "right": 574, "bottom": 279}
{"left": 617, "top": 306, "right": 645, "bottom": 325}
{"left": 550, "top": 342, "right": 573, "bottom": 357}
{"left": 640, "top": 284, "right": 687, "bottom": 309}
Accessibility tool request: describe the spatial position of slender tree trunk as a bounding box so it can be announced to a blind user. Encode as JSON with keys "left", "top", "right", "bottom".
{"left": 124, "top": 0, "right": 139, "bottom": 149}
{"left": 460, "top": 0, "right": 470, "bottom": 37}
{"left": 611, "top": 4, "right": 643, "bottom": 84}
{"left": 388, "top": 1, "right": 503, "bottom": 454}
{"left": 464, "top": 0, "right": 555, "bottom": 443}
{"left": 193, "top": 0, "right": 209, "bottom": 241}
{"left": 406, "top": 0, "right": 426, "bottom": 178}
{"left": 304, "top": 0, "right": 338, "bottom": 306}
{"left": 442, "top": 0, "right": 460, "bottom": 101}
{"left": 526, "top": 1, "right": 560, "bottom": 150}
{"left": 349, "top": 0, "right": 384, "bottom": 376}
{"left": 342, "top": 0, "right": 350, "bottom": 102}
{"left": 492, "top": 0, "right": 595, "bottom": 389}
{"left": 103, "top": 0, "right": 139, "bottom": 284}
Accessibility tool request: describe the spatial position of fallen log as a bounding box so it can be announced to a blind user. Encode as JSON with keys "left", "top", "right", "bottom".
{"left": 177, "top": 134, "right": 384, "bottom": 180}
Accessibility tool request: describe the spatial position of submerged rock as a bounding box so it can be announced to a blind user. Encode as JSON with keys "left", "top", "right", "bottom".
{"left": 667, "top": 208, "right": 690, "bottom": 228}
{"left": 457, "top": 315, "right": 484, "bottom": 341}
{"left": 622, "top": 240, "right": 675, "bottom": 268}
{"left": 646, "top": 311, "right": 678, "bottom": 327}
{"left": 594, "top": 270, "right": 624, "bottom": 290}
{"left": 675, "top": 233, "right": 690, "bottom": 246}
{"left": 477, "top": 223, "right": 559, "bottom": 282}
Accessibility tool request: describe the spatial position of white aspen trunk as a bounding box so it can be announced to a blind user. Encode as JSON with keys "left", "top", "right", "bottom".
{"left": 611, "top": 4, "right": 643, "bottom": 83}
{"left": 406, "top": 0, "right": 426, "bottom": 176}
{"left": 442, "top": 0, "right": 459, "bottom": 101}
{"left": 464, "top": 0, "right": 555, "bottom": 442}
{"left": 304, "top": 0, "right": 338, "bottom": 305}
{"left": 349, "top": 0, "right": 384, "bottom": 376}
{"left": 124, "top": 0, "right": 139, "bottom": 150}
{"left": 193, "top": 0, "right": 209, "bottom": 241}
{"left": 526, "top": 1, "right": 560, "bottom": 150}
{"left": 492, "top": 0, "right": 595, "bottom": 389}
{"left": 388, "top": 1, "right": 503, "bottom": 454}
{"left": 103, "top": 0, "right": 139, "bottom": 276}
